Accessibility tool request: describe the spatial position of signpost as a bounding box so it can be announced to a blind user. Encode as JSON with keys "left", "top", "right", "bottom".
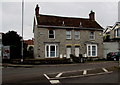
{"left": 3, "top": 46, "right": 10, "bottom": 59}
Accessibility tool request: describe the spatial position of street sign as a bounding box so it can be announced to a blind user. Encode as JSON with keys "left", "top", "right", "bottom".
{"left": 3, "top": 46, "right": 10, "bottom": 59}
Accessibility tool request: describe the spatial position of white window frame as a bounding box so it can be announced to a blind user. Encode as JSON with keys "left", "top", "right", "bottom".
{"left": 48, "top": 30, "right": 55, "bottom": 39}
{"left": 66, "top": 31, "right": 71, "bottom": 39}
{"left": 87, "top": 44, "right": 97, "bottom": 57}
{"left": 89, "top": 31, "right": 95, "bottom": 40}
{"left": 74, "top": 31, "right": 80, "bottom": 40}
{"left": 45, "top": 44, "right": 58, "bottom": 58}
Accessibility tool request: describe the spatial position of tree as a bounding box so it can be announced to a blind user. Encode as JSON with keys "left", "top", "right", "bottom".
{"left": 2, "top": 31, "right": 22, "bottom": 59}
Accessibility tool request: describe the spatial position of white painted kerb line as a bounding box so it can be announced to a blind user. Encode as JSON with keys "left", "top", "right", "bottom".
{"left": 44, "top": 74, "right": 50, "bottom": 80}
{"left": 44, "top": 74, "right": 60, "bottom": 84}
{"left": 102, "top": 68, "right": 108, "bottom": 72}
{"left": 83, "top": 70, "right": 87, "bottom": 75}
{"left": 56, "top": 73, "right": 63, "bottom": 78}
{"left": 50, "top": 80, "right": 60, "bottom": 84}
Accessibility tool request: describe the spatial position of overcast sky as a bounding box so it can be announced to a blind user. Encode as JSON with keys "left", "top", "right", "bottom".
{"left": 1, "top": 0, "right": 119, "bottom": 40}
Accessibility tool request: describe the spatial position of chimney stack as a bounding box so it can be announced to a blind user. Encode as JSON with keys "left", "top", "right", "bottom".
{"left": 89, "top": 10, "right": 95, "bottom": 21}
{"left": 35, "top": 4, "right": 39, "bottom": 16}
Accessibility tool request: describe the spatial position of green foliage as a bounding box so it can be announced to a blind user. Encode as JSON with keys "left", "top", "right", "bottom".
{"left": 103, "top": 34, "right": 110, "bottom": 42}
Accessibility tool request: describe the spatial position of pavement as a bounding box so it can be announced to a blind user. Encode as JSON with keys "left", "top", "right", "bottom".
{"left": 1, "top": 61, "right": 119, "bottom": 68}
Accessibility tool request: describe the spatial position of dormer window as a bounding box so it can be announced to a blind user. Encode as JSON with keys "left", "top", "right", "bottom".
{"left": 48, "top": 30, "right": 55, "bottom": 39}
{"left": 115, "top": 28, "right": 120, "bottom": 37}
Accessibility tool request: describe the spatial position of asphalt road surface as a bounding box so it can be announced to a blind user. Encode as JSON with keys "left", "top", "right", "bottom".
{"left": 2, "top": 61, "right": 119, "bottom": 85}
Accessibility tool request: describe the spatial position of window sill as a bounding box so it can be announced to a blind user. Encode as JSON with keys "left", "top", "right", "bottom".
{"left": 66, "top": 39, "right": 72, "bottom": 40}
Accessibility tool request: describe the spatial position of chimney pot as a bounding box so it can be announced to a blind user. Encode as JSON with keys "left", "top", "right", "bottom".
{"left": 89, "top": 10, "right": 95, "bottom": 21}
{"left": 35, "top": 4, "right": 39, "bottom": 16}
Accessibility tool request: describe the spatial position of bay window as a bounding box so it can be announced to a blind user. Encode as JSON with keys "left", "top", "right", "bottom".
{"left": 45, "top": 44, "right": 58, "bottom": 57}
{"left": 87, "top": 44, "right": 97, "bottom": 57}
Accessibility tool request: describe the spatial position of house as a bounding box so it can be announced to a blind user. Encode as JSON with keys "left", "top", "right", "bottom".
{"left": 103, "top": 22, "right": 120, "bottom": 58}
{"left": 110, "top": 22, "right": 120, "bottom": 40}
{"left": 103, "top": 26, "right": 113, "bottom": 42}
{"left": 24, "top": 39, "right": 34, "bottom": 58}
{"left": 33, "top": 4, "right": 104, "bottom": 59}
{"left": 24, "top": 39, "right": 34, "bottom": 51}
{"left": 103, "top": 26, "right": 113, "bottom": 35}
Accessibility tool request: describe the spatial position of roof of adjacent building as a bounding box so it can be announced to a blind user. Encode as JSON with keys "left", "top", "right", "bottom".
{"left": 24, "top": 39, "right": 34, "bottom": 45}
{"left": 36, "top": 14, "right": 103, "bottom": 29}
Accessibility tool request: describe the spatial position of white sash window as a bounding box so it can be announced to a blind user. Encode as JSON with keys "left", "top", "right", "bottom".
{"left": 66, "top": 31, "right": 71, "bottom": 39}
{"left": 90, "top": 32, "right": 95, "bottom": 40}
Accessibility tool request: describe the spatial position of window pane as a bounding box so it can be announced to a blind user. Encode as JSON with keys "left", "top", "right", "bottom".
{"left": 49, "top": 35, "right": 54, "bottom": 38}
{"left": 92, "top": 46, "right": 96, "bottom": 56}
{"left": 90, "top": 32, "right": 94, "bottom": 40}
{"left": 49, "top": 30, "right": 54, "bottom": 34}
{"left": 50, "top": 51, "right": 55, "bottom": 57}
{"left": 88, "top": 46, "right": 90, "bottom": 50}
{"left": 49, "top": 30, "right": 54, "bottom": 38}
{"left": 75, "top": 31, "right": 80, "bottom": 39}
{"left": 46, "top": 46, "right": 49, "bottom": 57}
{"left": 66, "top": 31, "right": 71, "bottom": 39}
{"left": 51, "top": 46, "right": 55, "bottom": 51}
{"left": 88, "top": 46, "right": 91, "bottom": 56}
{"left": 118, "top": 29, "right": 120, "bottom": 36}
{"left": 67, "top": 35, "right": 70, "bottom": 39}
{"left": 50, "top": 46, "right": 55, "bottom": 57}
{"left": 66, "top": 31, "right": 71, "bottom": 35}
{"left": 75, "top": 35, "right": 79, "bottom": 39}
{"left": 92, "top": 51, "right": 96, "bottom": 56}
{"left": 75, "top": 31, "right": 79, "bottom": 35}
{"left": 92, "top": 46, "right": 96, "bottom": 51}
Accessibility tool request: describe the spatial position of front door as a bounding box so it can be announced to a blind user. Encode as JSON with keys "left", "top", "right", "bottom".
{"left": 66, "top": 47, "right": 71, "bottom": 58}
{"left": 75, "top": 47, "right": 80, "bottom": 57}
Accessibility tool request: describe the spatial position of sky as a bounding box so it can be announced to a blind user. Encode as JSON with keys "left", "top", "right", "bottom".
{"left": 1, "top": 0, "right": 119, "bottom": 40}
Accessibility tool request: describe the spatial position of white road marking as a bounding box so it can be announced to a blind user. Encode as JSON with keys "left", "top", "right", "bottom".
{"left": 44, "top": 74, "right": 50, "bottom": 80}
{"left": 50, "top": 80, "right": 60, "bottom": 84}
{"left": 56, "top": 73, "right": 63, "bottom": 78}
{"left": 102, "top": 68, "right": 108, "bottom": 72}
{"left": 83, "top": 70, "right": 87, "bottom": 75}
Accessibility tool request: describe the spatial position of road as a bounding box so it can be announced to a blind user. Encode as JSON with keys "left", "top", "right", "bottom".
{"left": 2, "top": 61, "right": 119, "bottom": 85}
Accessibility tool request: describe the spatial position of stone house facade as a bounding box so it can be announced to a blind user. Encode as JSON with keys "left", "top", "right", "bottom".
{"left": 33, "top": 4, "right": 104, "bottom": 59}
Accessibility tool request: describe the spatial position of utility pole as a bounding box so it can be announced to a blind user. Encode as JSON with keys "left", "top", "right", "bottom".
{"left": 21, "top": 0, "right": 24, "bottom": 63}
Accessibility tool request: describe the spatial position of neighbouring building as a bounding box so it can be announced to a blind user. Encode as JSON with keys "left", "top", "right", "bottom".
{"left": 103, "top": 26, "right": 113, "bottom": 42}
{"left": 103, "top": 22, "right": 120, "bottom": 58}
{"left": 0, "top": 33, "right": 2, "bottom": 62}
{"left": 33, "top": 4, "right": 104, "bottom": 59}
{"left": 24, "top": 39, "right": 34, "bottom": 51}
{"left": 103, "top": 26, "right": 113, "bottom": 35}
